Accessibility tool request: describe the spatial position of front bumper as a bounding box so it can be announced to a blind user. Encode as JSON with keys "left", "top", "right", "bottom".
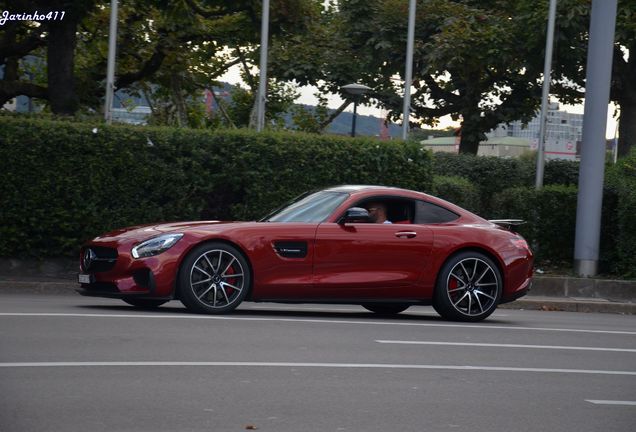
{"left": 77, "top": 239, "right": 184, "bottom": 299}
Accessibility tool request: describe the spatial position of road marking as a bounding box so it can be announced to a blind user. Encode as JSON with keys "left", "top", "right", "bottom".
{"left": 0, "top": 361, "right": 635, "bottom": 375}
{"left": 585, "top": 400, "right": 636, "bottom": 406}
{"left": 0, "top": 312, "right": 634, "bottom": 335}
{"left": 375, "top": 340, "right": 636, "bottom": 353}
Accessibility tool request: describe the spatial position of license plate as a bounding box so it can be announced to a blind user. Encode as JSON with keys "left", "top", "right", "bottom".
{"left": 78, "top": 273, "right": 93, "bottom": 284}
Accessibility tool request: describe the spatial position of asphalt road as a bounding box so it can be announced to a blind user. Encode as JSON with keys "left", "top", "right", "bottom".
{"left": 1, "top": 294, "right": 635, "bottom": 432}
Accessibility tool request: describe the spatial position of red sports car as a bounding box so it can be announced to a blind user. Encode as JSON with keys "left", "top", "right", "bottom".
{"left": 78, "top": 185, "right": 533, "bottom": 321}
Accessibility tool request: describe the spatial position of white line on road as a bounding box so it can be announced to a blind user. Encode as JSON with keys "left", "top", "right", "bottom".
{"left": 0, "top": 361, "right": 635, "bottom": 376}
{"left": 585, "top": 400, "right": 636, "bottom": 406}
{"left": 375, "top": 340, "right": 636, "bottom": 353}
{"left": 0, "top": 312, "right": 634, "bottom": 335}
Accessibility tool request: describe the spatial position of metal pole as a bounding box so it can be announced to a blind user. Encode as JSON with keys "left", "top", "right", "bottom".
{"left": 256, "top": 0, "right": 270, "bottom": 132}
{"left": 535, "top": 0, "right": 557, "bottom": 188}
{"left": 401, "top": 0, "right": 416, "bottom": 140}
{"left": 351, "top": 100, "right": 358, "bottom": 137}
{"left": 573, "top": 0, "right": 617, "bottom": 277}
{"left": 613, "top": 120, "right": 619, "bottom": 164}
{"left": 104, "top": 0, "right": 118, "bottom": 124}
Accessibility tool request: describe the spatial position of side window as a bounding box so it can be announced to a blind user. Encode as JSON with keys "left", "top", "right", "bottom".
{"left": 350, "top": 198, "right": 414, "bottom": 223}
{"left": 415, "top": 200, "right": 459, "bottom": 224}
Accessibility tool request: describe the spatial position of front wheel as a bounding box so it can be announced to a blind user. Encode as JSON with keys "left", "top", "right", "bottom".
{"left": 362, "top": 303, "right": 410, "bottom": 315}
{"left": 178, "top": 242, "right": 251, "bottom": 314}
{"left": 433, "top": 251, "right": 502, "bottom": 322}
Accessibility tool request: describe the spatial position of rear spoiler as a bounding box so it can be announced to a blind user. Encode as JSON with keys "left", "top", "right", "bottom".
{"left": 488, "top": 219, "right": 526, "bottom": 232}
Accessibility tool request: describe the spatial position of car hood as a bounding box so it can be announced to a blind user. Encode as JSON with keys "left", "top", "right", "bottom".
{"left": 93, "top": 221, "right": 245, "bottom": 242}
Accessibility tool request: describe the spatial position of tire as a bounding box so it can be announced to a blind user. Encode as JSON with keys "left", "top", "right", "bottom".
{"left": 122, "top": 298, "right": 169, "bottom": 309}
{"left": 178, "top": 242, "right": 251, "bottom": 314}
{"left": 433, "top": 251, "right": 502, "bottom": 322}
{"left": 362, "top": 303, "right": 410, "bottom": 315}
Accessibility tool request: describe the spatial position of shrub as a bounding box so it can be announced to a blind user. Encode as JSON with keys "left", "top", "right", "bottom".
{"left": 491, "top": 183, "right": 627, "bottom": 275}
{"left": 492, "top": 185, "right": 578, "bottom": 265}
{"left": 605, "top": 148, "right": 636, "bottom": 277}
{"left": 431, "top": 152, "right": 580, "bottom": 216}
{"left": 0, "top": 115, "right": 432, "bottom": 257}
{"left": 432, "top": 175, "right": 481, "bottom": 214}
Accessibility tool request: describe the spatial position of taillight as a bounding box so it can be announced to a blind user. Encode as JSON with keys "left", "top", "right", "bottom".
{"left": 510, "top": 237, "right": 530, "bottom": 252}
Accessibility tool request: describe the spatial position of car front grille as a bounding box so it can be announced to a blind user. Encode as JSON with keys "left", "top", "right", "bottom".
{"left": 82, "top": 246, "right": 118, "bottom": 272}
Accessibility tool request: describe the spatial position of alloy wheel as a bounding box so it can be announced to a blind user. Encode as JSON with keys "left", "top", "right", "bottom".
{"left": 189, "top": 249, "right": 246, "bottom": 309}
{"left": 445, "top": 257, "right": 499, "bottom": 317}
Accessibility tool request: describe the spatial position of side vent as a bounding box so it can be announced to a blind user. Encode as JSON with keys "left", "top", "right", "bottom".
{"left": 273, "top": 241, "right": 308, "bottom": 259}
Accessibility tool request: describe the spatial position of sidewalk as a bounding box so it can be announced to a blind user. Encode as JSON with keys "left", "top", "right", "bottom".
{"left": 0, "top": 258, "right": 634, "bottom": 314}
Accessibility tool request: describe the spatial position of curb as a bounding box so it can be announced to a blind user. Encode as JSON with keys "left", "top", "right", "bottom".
{"left": 0, "top": 280, "right": 77, "bottom": 295}
{"left": 500, "top": 297, "right": 636, "bottom": 315}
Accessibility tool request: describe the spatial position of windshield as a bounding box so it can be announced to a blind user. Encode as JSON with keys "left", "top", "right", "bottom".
{"left": 262, "top": 191, "right": 349, "bottom": 223}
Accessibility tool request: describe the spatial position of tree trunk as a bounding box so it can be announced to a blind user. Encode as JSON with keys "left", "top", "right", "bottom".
{"left": 617, "top": 100, "right": 636, "bottom": 158}
{"left": 170, "top": 73, "right": 188, "bottom": 127}
{"left": 458, "top": 109, "right": 483, "bottom": 155}
{"left": 47, "top": 17, "right": 80, "bottom": 115}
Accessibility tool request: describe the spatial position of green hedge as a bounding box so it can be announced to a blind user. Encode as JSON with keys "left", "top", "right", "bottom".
{"left": 491, "top": 185, "right": 578, "bottom": 265}
{"left": 0, "top": 116, "right": 432, "bottom": 257}
{"left": 605, "top": 150, "right": 636, "bottom": 277}
{"left": 432, "top": 175, "right": 481, "bottom": 214}
{"left": 491, "top": 183, "right": 628, "bottom": 275}
{"left": 431, "top": 152, "right": 580, "bottom": 215}
{"left": 1, "top": 114, "right": 633, "bottom": 277}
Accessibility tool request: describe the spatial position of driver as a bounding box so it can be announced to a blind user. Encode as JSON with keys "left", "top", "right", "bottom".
{"left": 366, "top": 202, "right": 392, "bottom": 224}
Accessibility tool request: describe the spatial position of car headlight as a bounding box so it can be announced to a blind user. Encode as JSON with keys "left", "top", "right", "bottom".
{"left": 131, "top": 233, "right": 184, "bottom": 259}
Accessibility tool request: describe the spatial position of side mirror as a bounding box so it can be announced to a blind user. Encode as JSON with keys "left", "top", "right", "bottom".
{"left": 339, "top": 207, "right": 371, "bottom": 224}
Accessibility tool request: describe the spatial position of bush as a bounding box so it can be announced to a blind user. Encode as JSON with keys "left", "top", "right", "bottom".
{"left": 0, "top": 116, "right": 432, "bottom": 257}
{"left": 431, "top": 152, "right": 580, "bottom": 216}
{"left": 491, "top": 183, "right": 626, "bottom": 275}
{"left": 432, "top": 176, "right": 481, "bottom": 214}
{"left": 605, "top": 149, "right": 636, "bottom": 277}
{"left": 492, "top": 185, "right": 579, "bottom": 265}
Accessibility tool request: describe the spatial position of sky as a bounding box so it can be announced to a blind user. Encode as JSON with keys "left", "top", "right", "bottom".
{"left": 220, "top": 66, "right": 620, "bottom": 139}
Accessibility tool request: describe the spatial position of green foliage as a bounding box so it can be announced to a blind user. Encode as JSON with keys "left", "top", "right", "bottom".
{"left": 604, "top": 148, "right": 636, "bottom": 277}
{"left": 491, "top": 182, "right": 629, "bottom": 276}
{"left": 431, "top": 152, "right": 580, "bottom": 215}
{"left": 0, "top": 115, "right": 432, "bottom": 257}
{"left": 290, "top": 93, "right": 331, "bottom": 133}
{"left": 491, "top": 185, "right": 578, "bottom": 266}
{"left": 432, "top": 152, "right": 534, "bottom": 214}
{"left": 432, "top": 176, "right": 481, "bottom": 214}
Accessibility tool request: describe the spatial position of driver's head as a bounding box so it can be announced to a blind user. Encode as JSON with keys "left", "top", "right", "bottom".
{"left": 366, "top": 202, "right": 388, "bottom": 223}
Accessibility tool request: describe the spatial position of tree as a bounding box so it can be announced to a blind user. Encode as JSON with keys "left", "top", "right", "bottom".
{"left": 1, "top": 0, "right": 319, "bottom": 123}
{"left": 270, "top": 0, "right": 554, "bottom": 152}
{"left": 609, "top": 0, "right": 636, "bottom": 156}
{"left": 0, "top": 0, "right": 97, "bottom": 113}
{"left": 270, "top": 0, "right": 636, "bottom": 155}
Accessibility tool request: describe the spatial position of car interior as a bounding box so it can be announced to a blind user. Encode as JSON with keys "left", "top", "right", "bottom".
{"left": 354, "top": 198, "right": 415, "bottom": 224}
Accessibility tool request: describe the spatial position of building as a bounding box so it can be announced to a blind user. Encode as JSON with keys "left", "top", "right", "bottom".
{"left": 421, "top": 135, "right": 532, "bottom": 158}
{"left": 488, "top": 102, "right": 583, "bottom": 160}
{"left": 421, "top": 103, "right": 583, "bottom": 160}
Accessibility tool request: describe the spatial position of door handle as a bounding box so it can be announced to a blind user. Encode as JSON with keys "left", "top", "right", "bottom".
{"left": 395, "top": 231, "right": 417, "bottom": 238}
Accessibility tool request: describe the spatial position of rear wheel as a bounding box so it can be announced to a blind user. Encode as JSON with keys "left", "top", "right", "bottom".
{"left": 362, "top": 303, "right": 410, "bottom": 315}
{"left": 179, "top": 242, "right": 251, "bottom": 314}
{"left": 433, "top": 251, "right": 502, "bottom": 322}
{"left": 122, "top": 298, "right": 168, "bottom": 309}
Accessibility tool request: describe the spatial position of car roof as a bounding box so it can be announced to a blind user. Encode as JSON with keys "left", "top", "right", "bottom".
{"left": 324, "top": 185, "right": 411, "bottom": 193}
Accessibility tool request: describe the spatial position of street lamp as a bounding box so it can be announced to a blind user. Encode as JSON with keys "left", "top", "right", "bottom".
{"left": 341, "top": 83, "right": 371, "bottom": 137}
